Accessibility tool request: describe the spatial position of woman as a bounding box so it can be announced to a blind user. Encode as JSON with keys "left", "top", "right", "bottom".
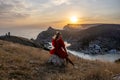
{"left": 50, "top": 31, "right": 74, "bottom": 66}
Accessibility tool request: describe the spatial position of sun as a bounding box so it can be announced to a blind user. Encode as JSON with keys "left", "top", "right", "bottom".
{"left": 70, "top": 16, "right": 78, "bottom": 23}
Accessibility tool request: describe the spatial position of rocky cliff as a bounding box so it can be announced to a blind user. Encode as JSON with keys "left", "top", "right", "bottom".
{"left": 35, "top": 24, "right": 120, "bottom": 53}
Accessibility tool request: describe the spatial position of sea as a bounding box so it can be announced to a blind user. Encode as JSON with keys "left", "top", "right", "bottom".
{"left": 0, "top": 27, "right": 47, "bottom": 39}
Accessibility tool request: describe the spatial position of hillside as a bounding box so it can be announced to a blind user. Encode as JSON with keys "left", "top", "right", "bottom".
{"left": 36, "top": 24, "right": 120, "bottom": 53}
{"left": 0, "top": 40, "right": 120, "bottom": 80}
{"left": 0, "top": 35, "right": 43, "bottom": 48}
{"left": 69, "top": 24, "right": 120, "bottom": 51}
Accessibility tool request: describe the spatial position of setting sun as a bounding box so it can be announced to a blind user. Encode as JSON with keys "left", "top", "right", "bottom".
{"left": 70, "top": 16, "right": 78, "bottom": 23}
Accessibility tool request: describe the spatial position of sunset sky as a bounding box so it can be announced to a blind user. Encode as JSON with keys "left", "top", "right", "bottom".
{"left": 0, "top": 0, "right": 120, "bottom": 28}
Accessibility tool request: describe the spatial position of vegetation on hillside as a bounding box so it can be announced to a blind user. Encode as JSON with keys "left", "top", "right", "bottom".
{"left": 0, "top": 40, "right": 120, "bottom": 80}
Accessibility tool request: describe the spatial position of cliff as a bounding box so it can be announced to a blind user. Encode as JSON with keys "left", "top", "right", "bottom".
{"left": 35, "top": 24, "right": 120, "bottom": 53}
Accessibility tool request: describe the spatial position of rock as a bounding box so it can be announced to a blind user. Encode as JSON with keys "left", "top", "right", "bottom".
{"left": 108, "top": 49, "right": 117, "bottom": 54}
{"left": 48, "top": 26, "right": 54, "bottom": 31}
{"left": 113, "top": 74, "right": 120, "bottom": 80}
{"left": 115, "top": 58, "right": 120, "bottom": 63}
{"left": 48, "top": 55, "right": 65, "bottom": 66}
{"left": 34, "top": 67, "right": 40, "bottom": 71}
{"left": 29, "top": 60, "right": 38, "bottom": 64}
{"left": 73, "top": 65, "right": 79, "bottom": 69}
{"left": 88, "top": 43, "right": 101, "bottom": 54}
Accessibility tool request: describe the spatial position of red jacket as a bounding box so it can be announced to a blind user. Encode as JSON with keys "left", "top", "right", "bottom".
{"left": 50, "top": 37, "right": 68, "bottom": 59}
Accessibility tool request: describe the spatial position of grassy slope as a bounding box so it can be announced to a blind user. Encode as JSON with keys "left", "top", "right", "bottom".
{"left": 0, "top": 40, "right": 120, "bottom": 80}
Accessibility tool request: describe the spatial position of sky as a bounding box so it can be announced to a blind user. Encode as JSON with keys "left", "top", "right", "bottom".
{"left": 0, "top": 0, "right": 120, "bottom": 28}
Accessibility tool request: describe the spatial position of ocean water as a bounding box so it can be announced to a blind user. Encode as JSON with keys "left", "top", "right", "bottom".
{"left": 68, "top": 50, "right": 120, "bottom": 62}
{"left": 64, "top": 42, "right": 120, "bottom": 62}
{"left": 0, "top": 27, "right": 47, "bottom": 39}
{"left": 49, "top": 42, "right": 120, "bottom": 62}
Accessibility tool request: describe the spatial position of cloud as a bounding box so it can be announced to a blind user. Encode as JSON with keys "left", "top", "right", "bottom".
{"left": 0, "top": 0, "right": 30, "bottom": 22}
{"left": 51, "top": 0, "right": 71, "bottom": 5}
{"left": 0, "top": 1, "right": 13, "bottom": 13}
{"left": 0, "top": 0, "right": 120, "bottom": 27}
{"left": 38, "top": 0, "right": 71, "bottom": 9}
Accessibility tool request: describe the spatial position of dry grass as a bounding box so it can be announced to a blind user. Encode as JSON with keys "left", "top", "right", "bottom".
{"left": 0, "top": 40, "right": 120, "bottom": 80}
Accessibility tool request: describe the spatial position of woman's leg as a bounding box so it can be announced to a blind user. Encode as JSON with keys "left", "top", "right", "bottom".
{"left": 66, "top": 57, "right": 74, "bottom": 66}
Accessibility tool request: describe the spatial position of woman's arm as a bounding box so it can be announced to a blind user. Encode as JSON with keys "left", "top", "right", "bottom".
{"left": 63, "top": 46, "right": 67, "bottom": 53}
{"left": 60, "top": 38, "right": 67, "bottom": 53}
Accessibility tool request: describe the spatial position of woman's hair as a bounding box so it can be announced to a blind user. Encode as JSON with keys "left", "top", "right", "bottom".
{"left": 55, "top": 31, "right": 61, "bottom": 40}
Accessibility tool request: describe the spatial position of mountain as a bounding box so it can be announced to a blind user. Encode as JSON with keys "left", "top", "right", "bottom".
{"left": 35, "top": 27, "right": 56, "bottom": 43}
{"left": 63, "top": 24, "right": 101, "bottom": 30}
{"left": 0, "top": 40, "right": 120, "bottom": 80}
{"left": 36, "top": 24, "right": 120, "bottom": 53}
{"left": 69, "top": 24, "right": 120, "bottom": 50}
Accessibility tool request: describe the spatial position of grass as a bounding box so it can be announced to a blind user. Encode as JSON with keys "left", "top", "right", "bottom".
{"left": 0, "top": 40, "right": 120, "bottom": 80}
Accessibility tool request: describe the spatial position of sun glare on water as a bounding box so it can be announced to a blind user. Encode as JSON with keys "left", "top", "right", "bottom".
{"left": 70, "top": 16, "right": 78, "bottom": 24}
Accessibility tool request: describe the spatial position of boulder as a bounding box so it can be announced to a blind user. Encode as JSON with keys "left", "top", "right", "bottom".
{"left": 115, "top": 58, "right": 120, "bottom": 63}
{"left": 48, "top": 55, "right": 65, "bottom": 66}
{"left": 108, "top": 49, "right": 117, "bottom": 54}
